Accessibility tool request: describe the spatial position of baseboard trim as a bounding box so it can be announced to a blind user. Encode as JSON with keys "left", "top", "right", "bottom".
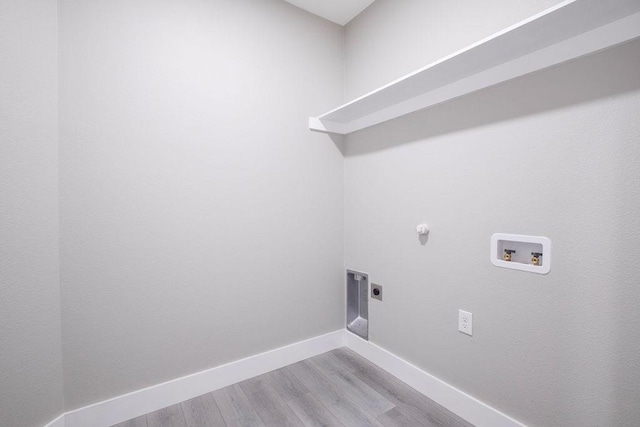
{"left": 345, "top": 332, "right": 525, "bottom": 427}
{"left": 59, "top": 329, "right": 345, "bottom": 427}
{"left": 44, "top": 329, "right": 524, "bottom": 427}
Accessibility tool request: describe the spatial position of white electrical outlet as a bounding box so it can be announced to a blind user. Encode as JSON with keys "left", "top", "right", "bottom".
{"left": 458, "top": 310, "right": 473, "bottom": 336}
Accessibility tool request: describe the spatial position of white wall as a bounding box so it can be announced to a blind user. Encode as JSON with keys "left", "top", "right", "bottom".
{"left": 58, "top": 0, "right": 345, "bottom": 410}
{"left": 0, "top": 0, "right": 65, "bottom": 426}
{"left": 344, "top": 1, "right": 640, "bottom": 426}
{"left": 345, "top": 0, "right": 563, "bottom": 99}
{"left": 5, "top": 1, "right": 639, "bottom": 424}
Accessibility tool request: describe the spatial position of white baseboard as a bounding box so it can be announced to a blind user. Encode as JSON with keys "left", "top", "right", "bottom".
{"left": 44, "top": 414, "right": 65, "bottom": 427}
{"left": 43, "top": 329, "right": 524, "bottom": 427}
{"left": 344, "top": 332, "right": 525, "bottom": 427}
{"left": 59, "top": 329, "right": 345, "bottom": 427}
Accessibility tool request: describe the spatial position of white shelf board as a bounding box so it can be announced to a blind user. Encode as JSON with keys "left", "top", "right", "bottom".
{"left": 309, "top": 0, "right": 640, "bottom": 135}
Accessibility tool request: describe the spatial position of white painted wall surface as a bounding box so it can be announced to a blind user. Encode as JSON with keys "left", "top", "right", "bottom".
{"left": 0, "top": 0, "right": 65, "bottom": 426}
{"left": 345, "top": 0, "right": 563, "bottom": 100}
{"left": 58, "top": 0, "right": 345, "bottom": 410}
{"left": 344, "top": 1, "right": 640, "bottom": 425}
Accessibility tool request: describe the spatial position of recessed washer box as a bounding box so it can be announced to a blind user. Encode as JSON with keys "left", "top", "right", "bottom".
{"left": 346, "top": 270, "right": 368, "bottom": 340}
{"left": 491, "top": 233, "right": 551, "bottom": 274}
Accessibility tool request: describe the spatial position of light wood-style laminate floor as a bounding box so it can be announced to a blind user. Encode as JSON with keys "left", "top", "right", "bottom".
{"left": 113, "top": 347, "right": 473, "bottom": 427}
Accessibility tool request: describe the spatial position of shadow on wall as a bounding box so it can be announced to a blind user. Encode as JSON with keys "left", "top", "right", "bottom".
{"left": 329, "top": 133, "right": 346, "bottom": 156}
{"left": 344, "top": 39, "right": 640, "bottom": 156}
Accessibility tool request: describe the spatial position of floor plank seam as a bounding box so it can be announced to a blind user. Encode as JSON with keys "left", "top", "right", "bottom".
{"left": 113, "top": 347, "right": 473, "bottom": 427}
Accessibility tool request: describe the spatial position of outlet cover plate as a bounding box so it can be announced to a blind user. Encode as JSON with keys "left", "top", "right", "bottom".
{"left": 371, "top": 283, "right": 382, "bottom": 301}
{"left": 459, "top": 310, "right": 473, "bottom": 336}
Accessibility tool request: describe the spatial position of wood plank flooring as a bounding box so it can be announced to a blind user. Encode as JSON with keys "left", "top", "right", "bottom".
{"left": 113, "top": 347, "right": 473, "bottom": 427}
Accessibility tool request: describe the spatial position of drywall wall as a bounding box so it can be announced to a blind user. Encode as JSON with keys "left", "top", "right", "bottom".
{"left": 344, "top": 1, "right": 640, "bottom": 426}
{"left": 58, "top": 0, "right": 345, "bottom": 410}
{"left": 0, "top": 0, "right": 65, "bottom": 426}
{"left": 345, "top": 0, "right": 563, "bottom": 100}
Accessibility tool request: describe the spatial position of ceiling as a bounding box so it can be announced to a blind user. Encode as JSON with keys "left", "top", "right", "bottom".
{"left": 283, "top": 0, "right": 375, "bottom": 26}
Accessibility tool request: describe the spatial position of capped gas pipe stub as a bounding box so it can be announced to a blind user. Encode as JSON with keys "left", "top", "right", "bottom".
{"left": 416, "top": 223, "right": 429, "bottom": 235}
